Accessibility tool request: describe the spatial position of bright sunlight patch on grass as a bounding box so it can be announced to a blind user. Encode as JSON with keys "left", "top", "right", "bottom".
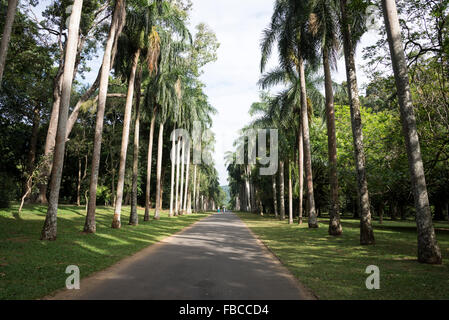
{"left": 0, "top": 204, "right": 209, "bottom": 300}
{"left": 237, "top": 212, "right": 449, "bottom": 300}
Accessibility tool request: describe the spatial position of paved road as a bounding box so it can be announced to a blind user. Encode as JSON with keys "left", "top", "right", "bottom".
{"left": 48, "top": 213, "right": 314, "bottom": 300}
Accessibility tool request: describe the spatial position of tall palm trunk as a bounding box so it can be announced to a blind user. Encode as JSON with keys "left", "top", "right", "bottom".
{"left": 175, "top": 136, "right": 181, "bottom": 215}
{"left": 279, "top": 160, "right": 285, "bottom": 220}
{"left": 144, "top": 108, "right": 156, "bottom": 221}
{"left": 193, "top": 164, "right": 197, "bottom": 212}
{"left": 84, "top": 0, "right": 126, "bottom": 233}
{"left": 196, "top": 170, "right": 200, "bottom": 212}
{"left": 179, "top": 137, "right": 185, "bottom": 214}
{"left": 298, "top": 119, "right": 304, "bottom": 224}
{"left": 41, "top": 0, "right": 83, "bottom": 240}
{"left": 382, "top": 0, "right": 441, "bottom": 263}
{"left": 169, "top": 130, "right": 176, "bottom": 217}
{"left": 187, "top": 191, "right": 192, "bottom": 214}
{"left": 183, "top": 142, "right": 191, "bottom": 213}
{"left": 130, "top": 67, "right": 142, "bottom": 226}
{"left": 339, "top": 0, "right": 374, "bottom": 244}
{"left": 154, "top": 123, "right": 164, "bottom": 219}
{"left": 288, "top": 160, "right": 293, "bottom": 224}
{"left": 245, "top": 165, "right": 251, "bottom": 212}
{"left": 112, "top": 48, "right": 140, "bottom": 229}
{"left": 272, "top": 174, "right": 278, "bottom": 218}
{"left": 323, "top": 48, "right": 342, "bottom": 236}
{"left": 298, "top": 57, "right": 318, "bottom": 228}
{"left": 76, "top": 154, "right": 87, "bottom": 207}
{"left": 0, "top": 0, "right": 18, "bottom": 85}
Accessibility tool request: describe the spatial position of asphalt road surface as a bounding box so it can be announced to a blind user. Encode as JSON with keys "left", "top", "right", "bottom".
{"left": 47, "top": 212, "right": 314, "bottom": 300}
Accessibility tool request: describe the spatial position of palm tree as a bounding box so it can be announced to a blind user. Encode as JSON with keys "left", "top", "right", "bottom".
{"left": 0, "top": 0, "right": 18, "bottom": 85}
{"left": 41, "top": 0, "right": 84, "bottom": 240}
{"left": 112, "top": 3, "right": 163, "bottom": 228}
{"left": 339, "top": 0, "right": 374, "bottom": 244}
{"left": 312, "top": 0, "right": 343, "bottom": 235}
{"left": 381, "top": 0, "right": 442, "bottom": 264}
{"left": 288, "top": 160, "right": 293, "bottom": 224}
{"left": 261, "top": 0, "right": 319, "bottom": 228}
{"left": 84, "top": 0, "right": 126, "bottom": 233}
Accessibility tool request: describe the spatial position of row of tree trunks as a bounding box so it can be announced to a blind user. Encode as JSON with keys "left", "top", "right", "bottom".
{"left": 38, "top": 5, "right": 111, "bottom": 205}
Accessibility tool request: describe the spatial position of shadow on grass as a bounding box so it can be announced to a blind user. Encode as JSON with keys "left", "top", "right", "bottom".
{"left": 237, "top": 212, "right": 449, "bottom": 300}
{"left": 0, "top": 205, "right": 208, "bottom": 300}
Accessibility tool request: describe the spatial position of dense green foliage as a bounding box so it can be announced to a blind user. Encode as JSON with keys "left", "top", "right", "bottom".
{"left": 0, "top": 0, "right": 223, "bottom": 211}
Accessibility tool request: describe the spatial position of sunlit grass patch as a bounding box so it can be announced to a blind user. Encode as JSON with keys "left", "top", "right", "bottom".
{"left": 237, "top": 212, "right": 449, "bottom": 300}
{"left": 0, "top": 204, "right": 209, "bottom": 300}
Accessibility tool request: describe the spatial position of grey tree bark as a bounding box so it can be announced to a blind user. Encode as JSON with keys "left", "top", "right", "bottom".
{"left": 272, "top": 174, "right": 278, "bottom": 218}
{"left": 41, "top": 0, "right": 83, "bottom": 240}
{"left": 339, "top": 0, "right": 374, "bottom": 244}
{"left": 288, "top": 161, "right": 293, "bottom": 224}
{"left": 298, "top": 120, "right": 304, "bottom": 224}
{"left": 179, "top": 137, "right": 186, "bottom": 214}
{"left": 245, "top": 165, "right": 251, "bottom": 212}
{"left": 154, "top": 123, "right": 164, "bottom": 219}
{"left": 84, "top": 0, "right": 126, "bottom": 233}
{"left": 175, "top": 136, "right": 181, "bottom": 215}
{"left": 279, "top": 160, "right": 285, "bottom": 220}
{"left": 323, "top": 48, "right": 342, "bottom": 236}
{"left": 144, "top": 109, "right": 156, "bottom": 221}
{"left": 382, "top": 0, "right": 441, "bottom": 263}
{"left": 192, "top": 164, "right": 197, "bottom": 212}
{"left": 183, "top": 140, "right": 191, "bottom": 214}
{"left": 169, "top": 130, "right": 176, "bottom": 217}
{"left": 37, "top": 67, "right": 63, "bottom": 204}
{"left": 298, "top": 57, "right": 318, "bottom": 228}
{"left": 0, "top": 0, "right": 18, "bottom": 85}
{"left": 112, "top": 48, "right": 140, "bottom": 229}
{"left": 130, "top": 67, "right": 142, "bottom": 226}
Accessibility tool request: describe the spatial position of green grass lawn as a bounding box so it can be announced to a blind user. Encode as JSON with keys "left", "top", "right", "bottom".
{"left": 0, "top": 204, "right": 209, "bottom": 300}
{"left": 237, "top": 212, "right": 449, "bottom": 300}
